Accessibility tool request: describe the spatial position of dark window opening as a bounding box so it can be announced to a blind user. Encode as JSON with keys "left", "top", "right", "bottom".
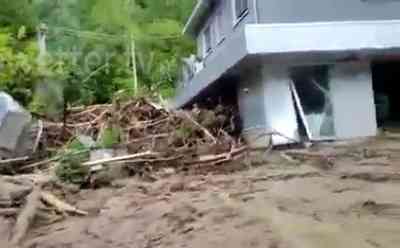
{"left": 372, "top": 61, "right": 400, "bottom": 129}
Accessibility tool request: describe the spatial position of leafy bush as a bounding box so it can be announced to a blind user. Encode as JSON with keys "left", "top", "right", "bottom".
{"left": 56, "top": 155, "right": 90, "bottom": 184}
{"left": 0, "top": 29, "right": 39, "bottom": 105}
{"left": 55, "top": 138, "right": 91, "bottom": 184}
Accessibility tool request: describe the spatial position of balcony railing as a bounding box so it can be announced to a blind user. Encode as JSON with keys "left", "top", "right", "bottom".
{"left": 178, "top": 55, "right": 204, "bottom": 90}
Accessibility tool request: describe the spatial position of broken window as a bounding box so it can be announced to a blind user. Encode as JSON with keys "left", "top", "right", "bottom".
{"left": 290, "top": 66, "right": 335, "bottom": 140}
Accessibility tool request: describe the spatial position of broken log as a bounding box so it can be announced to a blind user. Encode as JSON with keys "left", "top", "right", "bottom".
{"left": 11, "top": 186, "right": 41, "bottom": 246}
{"left": 41, "top": 191, "right": 88, "bottom": 216}
{"left": 19, "top": 157, "right": 59, "bottom": 171}
{"left": 124, "top": 133, "right": 170, "bottom": 146}
{"left": 357, "top": 157, "right": 390, "bottom": 166}
{"left": 182, "top": 111, "right": 217, "bottom": 144}
{"left": 124, "top": 156, "right": 184, "bottom": 165}
{"left": 82, "top": 151, "right": 159, "bottom": 167}
{"left": 20, "top": 149, "right": 89, "bottom": 171}
{"left": 33, "top": 120, "right": 44, "bottom": 153}
{"left": 0, "top": 157, "right": 30, "bottom": 170}
{"left": 0, "top": 208, "right": 18, "bottom": 217}
{"left": 185, "top": 146, "right": 247, "bottom": 165}
{"left": 2, "top": 174, "right": 52, "bottom": 187}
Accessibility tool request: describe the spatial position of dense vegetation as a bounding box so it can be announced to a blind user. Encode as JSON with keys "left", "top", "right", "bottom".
{"left": 0, "top": 0, "right": 195, "bottom": 118}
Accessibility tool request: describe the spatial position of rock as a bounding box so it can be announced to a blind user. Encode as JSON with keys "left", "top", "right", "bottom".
{"left": 158, "top": 167, "right": 176, "bottom": 178}
{"left": 77, "top": 135, "right": 96, "bottom": 148}
{"left": 0, "top": 178, "right": 32, "bottom": 207}
{"left": 89, "top": 149, "right": 130, "bottom": 187}
{"left": 15, "top": 120, "right": 42, "bottom": 158}
{"left": 169, "top": 180, "right": 185, "bottom": 192}
{"left": 90, "top": 149, "right": 115, "bottom": 162}
{"left": 0, "top": 92, "right": 35, "bottom": 159}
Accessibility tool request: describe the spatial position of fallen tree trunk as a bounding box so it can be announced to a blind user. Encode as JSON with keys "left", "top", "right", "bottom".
{"left": 185, "top": 146, "right": 247, "bottom": 165}
{"left": 11, "top": 186, "right": 41, "bottom": 246}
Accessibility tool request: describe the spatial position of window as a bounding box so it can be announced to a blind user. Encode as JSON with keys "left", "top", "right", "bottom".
{"left": 214, "top": 8, "right": 225, "bottom": 44}
{"left": 203, "top": 26, "right": 212, "bottom": 57}
{"left": 234, "top": 0, "right": 248, "bottom": 20}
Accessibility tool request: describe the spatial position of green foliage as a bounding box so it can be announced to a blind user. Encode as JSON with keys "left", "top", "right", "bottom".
{"left": 98, "top": 127, "right": 122, "bottom": 148}
{"left": 56, "top": 155, "right": 89, "bottom": 184}
{"left": 176, "top": 125, "right": 195, "bottom": 140}
{"left": 66, "top": 138, "right": 88, "bottom": 152}
{"left": 0, "top": 0, "right": 196, "bottom": 112}
{"left": 0, "top": 29, "right": 39, "bottom": 105}
{"left": 29, "top": 80, "right": 64, "bottom": 117}
{"left": 42, "top": 0, "right": 196, "bottom": 99}
{"left": 55, "top": 138, "right": 91, "bottom": 184}
{"left": 0, "top": 0, "right": 39, "bottom": 30}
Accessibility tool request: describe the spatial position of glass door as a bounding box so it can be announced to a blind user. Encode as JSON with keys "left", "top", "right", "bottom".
{"left": 290, "top": 66, "right": 336, "bottom": 141}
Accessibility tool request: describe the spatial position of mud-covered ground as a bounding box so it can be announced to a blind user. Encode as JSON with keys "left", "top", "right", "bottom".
{"left": 3, "top": 136, "right": 400, "bottom": 248}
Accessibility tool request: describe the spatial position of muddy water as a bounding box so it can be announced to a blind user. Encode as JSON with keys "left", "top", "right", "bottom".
{"left": 7, "top": 138, "right": 400, "bottom": 248}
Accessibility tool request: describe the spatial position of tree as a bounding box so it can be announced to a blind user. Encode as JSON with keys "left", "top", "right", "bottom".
{"left": 0, "top": 0, "right": 196, "bottom": 109}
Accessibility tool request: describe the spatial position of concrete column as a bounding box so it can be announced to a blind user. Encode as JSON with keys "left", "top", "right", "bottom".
{"left": 238, "top": 66, "right": 270, "bottom": 147}
{"left": 330, "top": 62, "right": 377, "bottom": 139}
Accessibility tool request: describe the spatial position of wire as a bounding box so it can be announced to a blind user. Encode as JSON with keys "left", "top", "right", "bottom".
{"left": 48, "top": 25, "right": 183, "bottom": 41}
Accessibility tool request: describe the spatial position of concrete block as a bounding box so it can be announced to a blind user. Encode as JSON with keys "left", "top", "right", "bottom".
{"left": 0, "top": 92, "right": 32, "bottom": 156}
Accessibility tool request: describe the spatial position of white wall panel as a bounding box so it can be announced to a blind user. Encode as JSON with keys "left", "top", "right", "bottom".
{"left": 262, "top": 65, "right": 301, "bottom": 145}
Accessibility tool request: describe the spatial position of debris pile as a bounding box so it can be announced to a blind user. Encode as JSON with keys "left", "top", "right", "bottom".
{"left": 39, "top": 98, "right": 246, "bottom": 177}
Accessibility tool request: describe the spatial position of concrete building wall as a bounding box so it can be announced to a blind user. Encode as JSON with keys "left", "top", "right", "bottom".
{"left": 237, "top": 62, "right": 379, "bottom": 146}
{"left": 238, "top": 65, "right": 269, "bottom": 147}
{"left": 257, "top": 0, "right": 400, "bottom": 24}
{"left": 238, "top": 67, "right": 265, "bottom": 130}
{"left": 330, "top": 62, "right": 378, "bottom": 139}
{"left": 238, "top": 64, "right": 301, "bottom": 147}
{"left": 174, "top": 27, "right": 248, "bottom": 107}
{"left": 196, "top": 0, "right": 257, "bottom": 64}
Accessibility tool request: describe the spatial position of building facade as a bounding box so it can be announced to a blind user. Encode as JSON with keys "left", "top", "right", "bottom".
{"left": 176, "top": 0, "right": 400, "bottom": 146}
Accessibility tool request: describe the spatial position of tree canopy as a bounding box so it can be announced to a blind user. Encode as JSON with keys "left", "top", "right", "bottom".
{"left": 0, "top": 0, "right": 196, "bottom": 113}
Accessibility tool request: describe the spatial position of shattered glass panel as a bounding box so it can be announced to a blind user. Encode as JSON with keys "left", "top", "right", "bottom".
{"left": 290, "top": 66, "right": 335, "bottom": 140}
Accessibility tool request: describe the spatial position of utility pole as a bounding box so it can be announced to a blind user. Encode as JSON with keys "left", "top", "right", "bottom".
{"left": 130, "top": 34, "right": 138, "bottom": 95}
{"left": 37, "top": 23, "right": 48, "bottom": 65}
